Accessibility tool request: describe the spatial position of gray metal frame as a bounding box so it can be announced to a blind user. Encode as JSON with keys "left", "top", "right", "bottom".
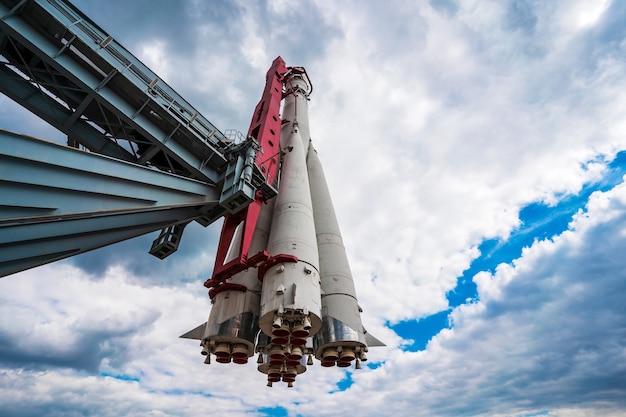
{"left": 0, "top": 0, "right": 268, "bottom": 276}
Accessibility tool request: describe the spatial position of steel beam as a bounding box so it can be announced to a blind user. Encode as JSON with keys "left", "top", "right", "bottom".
{"left": 0, "top": 129, "right": 221, "bottom": 277}
{"left": 0, "top": 63, "right": 137, "bottom": 161}
{"left": 0, "top": 0, "right": 269, "bottom": 276}
{"left": 0, "top": 0, "right": 232, "bottom": 183}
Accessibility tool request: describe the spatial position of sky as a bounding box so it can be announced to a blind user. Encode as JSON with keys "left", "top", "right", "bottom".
{"left": 1, "top": 0, "right": 626, "bottom": 416}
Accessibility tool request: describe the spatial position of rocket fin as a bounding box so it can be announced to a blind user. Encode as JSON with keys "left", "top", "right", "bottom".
{"left": 364, "top": 330, "right": 386, "bottom": 347}
{"left": 179, "top": 322, "right": 207, "bottom": 340}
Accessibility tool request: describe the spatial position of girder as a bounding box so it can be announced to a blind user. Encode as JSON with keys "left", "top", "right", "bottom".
{"left": 0, "top": 0, "right": 232, "bottom": 183}
{"left": 0, "top": 0, "right": 276, "bottom": 276}
{"left": 0, "top": 129, "right": 222, "bottom": 277}
{"left": 0, "top": 62, "right": 137, "bottom": 161}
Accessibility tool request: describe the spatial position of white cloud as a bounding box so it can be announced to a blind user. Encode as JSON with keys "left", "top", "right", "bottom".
{"left": 3, "top": 0, "right": 626, "bottom": 415}
{"left": 301, "top": 0, "right": 626, "bottom": 327}
{"left": 279, "top": 181, "right": 626, "bottom": 416}
{"left": 137, "top": 40, "right": 170, "bottom": 80}
{"left": 568, "top": 0, "right": 611, "bottom": 30}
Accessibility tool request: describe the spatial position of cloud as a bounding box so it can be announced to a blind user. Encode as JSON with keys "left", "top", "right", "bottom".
{"left": 0, "top": 96, "right": 65, "bottom": 144}
{"left": 302, "top": 0, "right": 626, "bottom": 327}
{"left": 2, "top": 0, "right": 626, "bottom": 415}
{"left": 0, "top": 265, "right": 163, "bottom": 372}
{"left": 69, "top": 222, "right": 221, "bottom": 286}
{"left": 287, "top": 180, "right": 626, "bottom": 416}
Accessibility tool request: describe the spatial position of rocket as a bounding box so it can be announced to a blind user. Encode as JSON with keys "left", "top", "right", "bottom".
{"left": 181, "top": 58, "right": 382, "bottom": 387}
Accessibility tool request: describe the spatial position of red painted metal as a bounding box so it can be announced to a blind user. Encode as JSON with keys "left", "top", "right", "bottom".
{"left": 282, "top": 66, "right": 313, "bottom": 98}
{"left": 257, "top": 254, "right": 298, "bottom": 282}
{"left": 205, "top": 57, "right": 287, "bottom": 292}
{"left": 204, "top": 250, "right": 269, "bottom": 297}
{"left": 208, "top": 282, "right": 247, "bottom": 300}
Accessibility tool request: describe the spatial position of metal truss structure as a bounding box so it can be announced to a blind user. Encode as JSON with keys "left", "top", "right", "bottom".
{"left": 0, "top": 0, "right": 273, "bottom": 277}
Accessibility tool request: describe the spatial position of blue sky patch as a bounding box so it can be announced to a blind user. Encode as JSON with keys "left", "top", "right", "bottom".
{"left": 448, "top": 150, "right": 626, "bottom": 307}
{"left": 394, "top": 152, "right": 626, "bottom": 351}
{"left": 257, "top": 406, "right": 289, "bottom": 417}
{"left": 365, "top": 361, "right": 384, "bottom": 370}
{"left": 100, "top": 372, "right": 140, "bottom": 382}
{"left": 336, "top": 372, "right": 353, "bottom": 391}
{"left": 390, "top": 310, "right": 451, "bottom": 352}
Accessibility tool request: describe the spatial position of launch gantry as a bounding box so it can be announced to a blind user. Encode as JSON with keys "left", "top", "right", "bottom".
{"left": 0, "top": 0, "right": 382, "bottom": 387}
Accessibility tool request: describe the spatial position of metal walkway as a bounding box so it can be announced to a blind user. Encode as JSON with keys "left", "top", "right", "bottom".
{"left": 0, "top": 0, "right": 268, "bottom": 276}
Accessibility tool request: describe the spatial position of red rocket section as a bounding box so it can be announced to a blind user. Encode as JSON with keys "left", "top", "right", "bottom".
{"left": 205, "top": 57, "right": 287, "bottom": 294}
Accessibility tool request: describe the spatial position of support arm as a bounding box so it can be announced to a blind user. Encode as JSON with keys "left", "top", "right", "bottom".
{"left": 0, "top": 130, "right": 221, "bottom": 277}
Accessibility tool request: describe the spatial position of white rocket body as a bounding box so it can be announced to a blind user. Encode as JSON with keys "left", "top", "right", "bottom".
{"left": 199, "top": 198, "right": 275, "bottom": 363}
{"left": 259, "top": 71, "right": 322, "bottom": 341}
{"left": 181, "top": 199, "right": 274, "bottom": 363}
{"left": 183, "top": 62, "right": 382, "bottom": 386}
{"left": 307, "top": 141, "right": 371, "bottom": 366}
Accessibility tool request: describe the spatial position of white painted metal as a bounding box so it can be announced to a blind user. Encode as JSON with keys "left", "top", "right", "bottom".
{"left": 259, "top": 122, "right": 322, "bottom": 337}
{"left": 307, "top": 141, "right": 368, "bottom": 361}
{"left": 281, "top": 71, "right": 312, "bottom": 150}
{"left": 200, "top": 198, "right": 276, "bottom": 362}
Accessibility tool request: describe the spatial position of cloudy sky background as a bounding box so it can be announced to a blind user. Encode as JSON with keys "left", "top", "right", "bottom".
{"left": 2, "top": 0, "right": 626, "bottom": 416}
